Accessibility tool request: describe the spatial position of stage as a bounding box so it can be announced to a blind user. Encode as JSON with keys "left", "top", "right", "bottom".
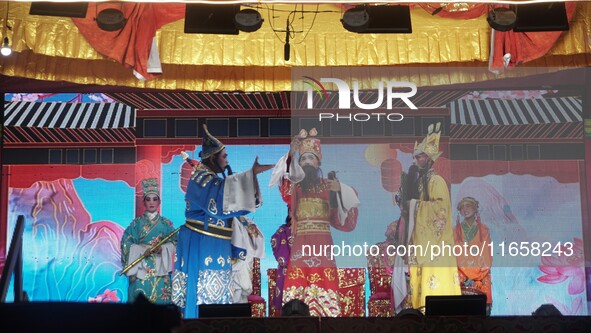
{"left": 1, "top": 301, "right": 590, "bottom": 333}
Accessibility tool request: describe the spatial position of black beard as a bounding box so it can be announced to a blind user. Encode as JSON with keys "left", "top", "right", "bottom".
{"left": 300, "top": 165, "right": 320, "bottom": 191}
{"left": 202, "top": 159, "right": 222, "bottom": 174}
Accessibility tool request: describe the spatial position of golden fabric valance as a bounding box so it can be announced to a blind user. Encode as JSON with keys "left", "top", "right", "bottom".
{"left": 2, "top": 50, "right": 589, "bottom": 92}
{"left": 0, "top": 2, "right": 590, "bottom": 91}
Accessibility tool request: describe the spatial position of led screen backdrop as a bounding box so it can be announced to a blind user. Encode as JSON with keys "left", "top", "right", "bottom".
{"left": 2, "top": 88, "right": 589, "bottom": 315}
{"left": 6, "top": 143, "right": 587, "bottom": 315}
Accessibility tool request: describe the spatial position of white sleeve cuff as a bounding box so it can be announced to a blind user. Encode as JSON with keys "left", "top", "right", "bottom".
{"left": 223, "top": 169, "right": 258, "bottom": 213}
{"left": 337, "top": 182, "right": 360, "bottom": 225}
{"left": 126, "top": 244, "right": 149, "bottom": 279}
{"left": 269, "top": 152, "right": 305, "bottom": 187}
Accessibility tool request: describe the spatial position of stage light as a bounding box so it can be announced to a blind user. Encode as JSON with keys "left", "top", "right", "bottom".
{"left": 341, "top": 5, "right": 412, "bottom": 34}
{"left": 29, "top": 2, "right": 88, "bottom": 18}
{"left": 234, "top": 9, "right": 263, "bottom": 32}
{"left": 512, "top": 2, "right": 569, "bottom": 32}
{"left": 184, "top": 4, "right": 240, "bottom": 35}
{"left": 487, "top": 7, "right": 517, "bottom": 31}
{"left": 96, "top": 8, "right": 127, "bottom": 32}
{"left": 341, "top": 6, "right": 369, "bottom": 33}
{"left": 1, "top": 37, "right": 11, "bottom": 56}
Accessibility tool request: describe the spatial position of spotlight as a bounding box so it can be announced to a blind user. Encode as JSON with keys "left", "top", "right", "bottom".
{"left": 341, "top": 6, "right": 369, "bottom": 33}
{"left": 96, "top": 8, "right": 127, "bottom": 32}
{"left": 234, "top": 9, "right": 263, "bottom": 33}
{"left": 1, "top": 37, "right": 11, "bottom": 56}
{"left": 184, "top": 4, "right": 239, "bottom": 35}
{"left": 341, "top": 5, "right": 411, "bottom": 34}
{"left": 29, "top": 3, "right": 88, "bottom": 18}
{"left": 512, "top": 3, "right": 569, "bottom": 32}
{"left": 487, "top": 7, "right": 516, "bottom": 32}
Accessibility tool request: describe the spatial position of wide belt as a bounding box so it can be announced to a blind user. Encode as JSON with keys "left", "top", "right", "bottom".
{"left": 296, "top": 219, "right": 331, "bottom": 234}
{"left": 185, "top": 219, "right": 232, "bottom": 240}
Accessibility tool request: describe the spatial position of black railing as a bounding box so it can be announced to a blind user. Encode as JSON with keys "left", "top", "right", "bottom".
{"left": 0, "top": 215, "right": 26, "bottom": 302}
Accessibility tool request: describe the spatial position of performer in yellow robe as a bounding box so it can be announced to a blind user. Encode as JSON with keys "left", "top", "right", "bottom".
{"left": 407, "top": 123, "right": 461, "bottom": 311}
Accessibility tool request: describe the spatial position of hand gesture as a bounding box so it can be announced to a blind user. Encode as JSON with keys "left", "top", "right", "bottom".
{"left": 289, "top": 129, "right": 308, "bottom": 156}
{"left": 326, "top": 179, "right": 341, "bottom": 192}
{"left": 252, "top": 156, "right": 273, "bottom": 175}
{"left": 289, "top": 136, "right": 302, "bottom": 156}
{"left": 142, "top": 245, "right": 161, "bottom": 258}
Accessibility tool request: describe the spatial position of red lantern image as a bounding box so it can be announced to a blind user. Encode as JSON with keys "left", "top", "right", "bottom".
{"left": 380, "top": 158, "right": 402, "bottom": 193}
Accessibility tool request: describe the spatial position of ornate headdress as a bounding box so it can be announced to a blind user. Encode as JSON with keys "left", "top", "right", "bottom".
{"left": 199, "top": 124, "right": 225, "bottom": 160}
{"left": 141, "top": 178, "right": 159, "bottom": 198}
{"left": 298, "top": 128, "right": 322, "bottom": 161}
{"left": 414, "top": 122, "right": 442, "bottom": 161}
{"left": 457, "top": 196, "right": 479, "bottom": 211}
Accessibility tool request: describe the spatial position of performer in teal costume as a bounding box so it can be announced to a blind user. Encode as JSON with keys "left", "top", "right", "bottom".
{"left": 172, "top": 125, "right": 272, "bottom": 318}
{"left": 121, "top": 178, "right": 177, "bottom": 304}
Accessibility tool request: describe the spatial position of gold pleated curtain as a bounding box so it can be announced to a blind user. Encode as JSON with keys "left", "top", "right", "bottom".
{"left": 0, "top": 2, "right": 590, "bottom": 91}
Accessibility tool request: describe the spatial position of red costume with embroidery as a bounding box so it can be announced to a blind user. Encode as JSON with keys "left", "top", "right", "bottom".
{"left": 277, "top": 136, "right": 359, "bottom": 317}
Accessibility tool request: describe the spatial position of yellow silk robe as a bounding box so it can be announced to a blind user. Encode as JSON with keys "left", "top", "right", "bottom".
{"left": 408, "top": 173, "right": 461, "bottom": 310}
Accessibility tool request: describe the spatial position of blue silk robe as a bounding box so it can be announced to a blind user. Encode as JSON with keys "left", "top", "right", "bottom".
{"left": 172, "top": 164, "right": 260, "bottom": 318}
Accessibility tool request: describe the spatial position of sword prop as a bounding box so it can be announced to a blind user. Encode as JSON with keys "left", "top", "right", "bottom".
{"left": 119, "top": 226, "right": 181, "bottom": 276}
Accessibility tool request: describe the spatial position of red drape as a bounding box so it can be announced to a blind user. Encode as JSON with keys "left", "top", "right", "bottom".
{"left": 72, "top": 3, "right": 185, "bottom": 80}
{"left": 490, "top": 3, "right": 577, "bottom": 71}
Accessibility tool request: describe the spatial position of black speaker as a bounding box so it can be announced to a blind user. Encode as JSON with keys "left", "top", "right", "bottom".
{"left": 0, "top": 301, "right": 181, "bottom": 333}
{"left": 198, "top": 303, "right": 252, "bottom": 318}
{"left": 425, "top": 294, "right": 487, "bottom": 316}
{"left": 184, "top": 4, "right": 240, "bottom": 35}
{"left": 343, "top": 6, "right": 412, "bottom": 34}
{"left": 29, "top": 2, "right": 89, "bottom": 18}
{"left": 512, "top": 3, "right": 569, "bottom": 32}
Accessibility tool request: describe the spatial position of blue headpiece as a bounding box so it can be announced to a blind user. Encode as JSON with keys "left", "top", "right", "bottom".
{"left": 199, "top": 124, "right": 225, "bottom": 160}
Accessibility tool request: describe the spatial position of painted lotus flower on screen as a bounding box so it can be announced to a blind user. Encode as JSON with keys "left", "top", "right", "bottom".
{"left": 88, "top": 289, "right": 120, "bottom": 303}
{"left": 537, "top": 238, "right": 584, "bottom": 295}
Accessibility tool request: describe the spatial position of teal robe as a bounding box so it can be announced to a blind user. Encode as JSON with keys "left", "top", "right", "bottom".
{"left": 121, "top": 212, "right": 176, "bottom": 304}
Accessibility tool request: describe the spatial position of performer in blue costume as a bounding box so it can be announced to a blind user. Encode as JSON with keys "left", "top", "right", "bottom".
{"left": 121, "top": 178, "right": 177, "bottom": 304}
{"left": 172, "top": 125, "right": 272, "bottom": 318}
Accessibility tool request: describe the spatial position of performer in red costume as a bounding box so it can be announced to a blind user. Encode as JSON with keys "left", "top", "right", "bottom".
{"left": 269, "top": 129, "right": 360, "bottom": 317}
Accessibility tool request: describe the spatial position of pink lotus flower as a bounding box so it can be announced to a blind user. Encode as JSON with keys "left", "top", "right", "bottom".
{"left": 88, "top": 289, "right": 120, "bottom": 303}
{"left": 537, "top": 238, "right": 584, "bottom": 295}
